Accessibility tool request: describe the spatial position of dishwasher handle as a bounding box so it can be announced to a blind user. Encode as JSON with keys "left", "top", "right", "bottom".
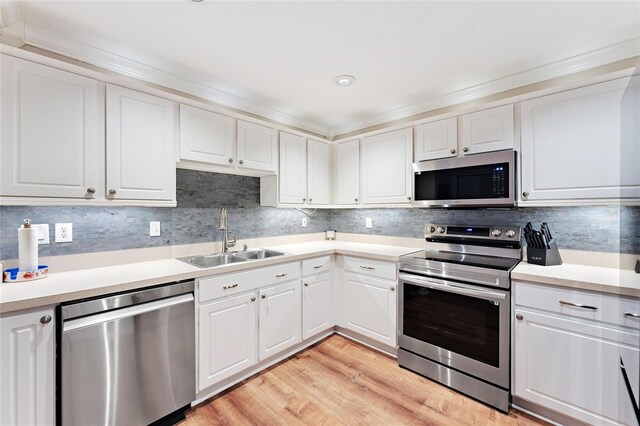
{"left": 63, "top": 293, "right": 194, "bottom": 332}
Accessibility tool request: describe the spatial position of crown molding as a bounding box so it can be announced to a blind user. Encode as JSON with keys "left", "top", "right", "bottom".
{"left": 328, "top": 38, "right": 640, "bottom": 138}
{"left": 23, "top": 26, "right": 331, "bottom": 137}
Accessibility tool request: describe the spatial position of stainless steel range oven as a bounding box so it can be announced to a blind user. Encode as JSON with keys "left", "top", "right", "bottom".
{"left": 398, "top": 224, "right": 522, "bottom": 412}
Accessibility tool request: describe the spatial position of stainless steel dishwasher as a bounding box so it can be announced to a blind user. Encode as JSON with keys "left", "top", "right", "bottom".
{"left": 59, "top": 280, "right": 195, "bottom": 426}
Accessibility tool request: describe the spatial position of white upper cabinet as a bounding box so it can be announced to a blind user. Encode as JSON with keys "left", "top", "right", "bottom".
{"left": 179, "top": 104, "right": 235, "bottom": 167}
{"left": 0, "top": 55, "right": 102, "bottom": 199}
{"left": 461, "top": 104, "right": 514, "bottom": 155}
{"left": 520, "top": 76, "right": 640, "bottom": 202}
{"left": 414, "top": 117, "right": 458, "bottom": 161}
{"left": 361, "top": 128, "right": 413, "bottom": 204}
{"left": 106, "top": 84, "right": 176, "bottom": 201}
{"left": 307, "top": 140, "right": 331, "bottom": 205}
{"left": 237, "top": 120, "right": 278, "bottom": 173}
{"left": 334, "top": 140, "right": 360, "bottom": 205}
{"left": 279, "top": 132, "right": 307, "bottom": 204}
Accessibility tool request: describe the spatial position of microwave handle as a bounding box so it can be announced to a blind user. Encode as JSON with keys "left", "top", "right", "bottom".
{"left": 399, "top": 273, "right": 506, "bottom": 302}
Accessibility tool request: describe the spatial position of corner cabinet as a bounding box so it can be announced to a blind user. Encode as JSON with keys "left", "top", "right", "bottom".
{"left": 461, "top": 104, "right": 514, "bottom": 155}
{"left": 236, "top": 121, "right": 278, "bottom": 173}
{"left": 334, "top": 140, "right": 360, "bottom": 205}
{"left": 0, "top": 308, "right": 55, "bottom": 426}
{"left": 520, "top": 76, "right": 640, "bottom": 203}
{"left": 0, "top": 54, "right": 103, "bottom": 200}
{"left": 179, "top": 104, "right": 236, "bottom": 167}
{"left": 361, "top": 128, "right": 413, "bottom": 204}
{"left": 106, "top": 84, "right": 176, "bottom": 201}
{"left": 414, "top": 117, "right": 458, "bottom": 161}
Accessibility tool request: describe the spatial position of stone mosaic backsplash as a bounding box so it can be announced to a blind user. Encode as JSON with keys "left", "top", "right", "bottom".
{"left": 0, "top": 169, "right": 638, "bottom": 260}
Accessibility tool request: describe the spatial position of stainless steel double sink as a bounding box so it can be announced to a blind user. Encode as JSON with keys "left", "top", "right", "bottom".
{"left": 177, "top": 249, "right": 286, "bottom": 269}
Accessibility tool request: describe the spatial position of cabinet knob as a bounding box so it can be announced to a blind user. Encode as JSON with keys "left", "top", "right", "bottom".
{"left": 309, "top": 198, "right": 313, "bottom": 202}
{"left": 463, "top": 147, "right": 469, "bottom": 153}
{"left": 250, "top": 297, "right": 256, "bottom": 302}
{"left": 239, "top": 160, "right": 244, "bottom": 165}
{"left": 450, "top": 149, "right": 456, "bottom": 154}
{"left": 522, "top": 192, "right": 529, "bottom": 198}
{"left": 407, "top": 196, "right": 412, "bottom": 201}
{"left": 354, "top": 198, "right": 358, "bottom": 202}
{"left": 86, "top": 187, "right": 96, "bottom": 194}
{"left": 40, "top": 315, "right": 52, "bottom": 324}
{"left": 302, "top": 198, "right": 306, "bottom": 202}
{"left": 304, "top": 283, "right": 309, "bottom": 287}
{"left": 390, "top": 286, "right": 395, "bottom": 291}
{"left": 229, "top": 158, "right": 234, "bottom": 163}
{"left": 261, "top": 294, "right": 266, "bottom": 299}
{"left": 516, "top": 314, "right": 523, "bottom": 321}
{"left": 108, "top": 189, "right": 117, "bottom": 197}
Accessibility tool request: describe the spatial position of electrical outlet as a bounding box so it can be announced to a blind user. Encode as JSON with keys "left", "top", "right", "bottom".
{"left": 150, "top": 221, "right": 161, "bottom": 237}
{"left": 301, "top": 217, "right": 308, "bottom": 227}
{"left": 55, "top": 223, "right": 73, "bottom": 243}
{"left": 32, "top": 224, "right": 50, "bottom": 244}
{"left": 366, "top": 217, "right": 373, "bottom": 228}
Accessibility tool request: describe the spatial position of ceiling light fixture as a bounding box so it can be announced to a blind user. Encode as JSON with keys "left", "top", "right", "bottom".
{"left": 335, "top": 75, "right": 356, "bottom": 87}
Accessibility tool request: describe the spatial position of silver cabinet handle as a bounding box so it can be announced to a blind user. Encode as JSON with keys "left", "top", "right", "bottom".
{"left": 261, "top": 294, "right": 266, "bottom": 299}
{"left": 239, "top": 160, "right": 244, "bottom": 165}
{"left": 360, "top": 265, "right": 375, "bottom": 271}
{"left": 86, "top": 187, "right": 96, "bottom": 194}
{"left": 407, "top": 196, "right": 412, "bottom": 200}
{"left": 304, "top": 283, "right": 309, "bottom": 287}
{"left": 450, "top": 149, "right": 456, "bottom": 154}
{"left": 108, "top": 189, "right": 117, "bottom": 196}
{"left": 276, "top": 272, "right": 288, "bottom": 278}
{"left": 40, "top": 315, "right": 52, "bottom": 324}
{"left": 390, "top": 286, "right": 395, "bottom": 291}
{"left": 302, "top": 198, "right": 306, "bottom": 202}
{"left": 313, "top": 265, "right": 323, "bottom": 269}
{"left": 516, "top": 314, "right": 524, "bottom": 320}
{"left": 355, "top": 198, "right": 358, "bottom": 202}
{"left": 624, "top": 312, "right": 640, "bottom": 319}
{"left": 223, "top": 284, "right": 238, "bottom": 290}
{"left": 463, "top": 147, "right": 469, "bottom": 153}
{"left": 522, "top": 191, "right": 529, "bottom": 198}
{"left": 228, "top": 158, "right": 234, "bottom": 163}
{"left": 559, "top": 300, "right": 598, "bottom": 311}
{"left": 250, "top": 296, "right": 256, "bottom": 302}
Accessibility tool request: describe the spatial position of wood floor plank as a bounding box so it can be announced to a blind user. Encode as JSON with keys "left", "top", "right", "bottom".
{"left": 182, "top": 335, "right": 548, "bottom": 426}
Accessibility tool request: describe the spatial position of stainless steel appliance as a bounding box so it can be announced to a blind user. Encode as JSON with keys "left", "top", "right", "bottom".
{"left": 412, "top": 150, "right": 516, "bottom": 207}
{"left": 398, "top": 224, "right": 522, "bottom": 412}
{"left": 59, "top": 280, "right": 195, "bottom": 426}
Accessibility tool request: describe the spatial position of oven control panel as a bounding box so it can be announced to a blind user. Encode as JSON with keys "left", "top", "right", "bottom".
{"left": 424, "top": 224, "right": 521, "bottom": 241}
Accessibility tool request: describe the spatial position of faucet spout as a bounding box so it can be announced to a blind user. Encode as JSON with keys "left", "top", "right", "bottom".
{"left": 219, "top": 208, "right": 236, "bottom": 252}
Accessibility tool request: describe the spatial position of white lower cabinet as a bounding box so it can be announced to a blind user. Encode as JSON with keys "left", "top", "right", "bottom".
{"left": 198, "top": 292, "right": 258, "bottom": 391}
{"left": 259, "top": 281, "right": 302, "bottom": 360}
{"left": 514, "top": 282, "right": 640, "bottom": 426}
{"left": 302, "top": 272, "right": 333, "bottom": 339}
{"left": 343, "top": 271, "right": 397, "bottom": 347}
{"left": 0, "top": 308, "right": 55, "bottom": 426}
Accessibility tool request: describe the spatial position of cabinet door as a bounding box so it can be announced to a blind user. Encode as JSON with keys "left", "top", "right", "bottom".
{"left": 0, "top": 308, "right": 55, "bottom": 426}
{"left": 237, "top": 121, "right": 278, "bottom": 173}
{"left": 344, "top": 273, "right": 397, "bottom": 347}
{"left": 259, "top": 281, "right": 302, "bottom": 360}
{"left": 461, "top": 105, "right": 514, "bottom": 155}
{"left": 334, "top": 140, "right": 360, "bottom": 205}
{"left": 520, "top": 76, "right": 640, "bottom": 202}
{"left": 514, "top": 309, "right": 639, "bottom": 425}
{"left": 1, "top": 55, "right": 102, "bottom": 199}
{"left": 361, "top": 128, "right": 413, "bottom": 204}
{"left": 302, "top": 273, "right": 333, "bottom": 339}
{"left": 307, "top": 140, "right": 331, "bottom": 205}
{"left": 106, "top": 85, "right": 176, "bottom": 201}
{"left": 179, "top": 104, "right": 235, "bottom": 166}
{"left": 279, "top": 132, "right": 307, "bottom": 204}
{"left": 198, "top": 293, "right": 258, "bottom": 390}
{"left": 414, "top": 117, "right": 458, "bottom": 161}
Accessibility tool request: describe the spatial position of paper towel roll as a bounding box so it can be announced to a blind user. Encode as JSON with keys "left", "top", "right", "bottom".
{"left": 18, "top": 227, "right": 38, "bottom": 272}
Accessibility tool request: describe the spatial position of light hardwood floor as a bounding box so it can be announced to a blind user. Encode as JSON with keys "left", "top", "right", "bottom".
{"left": 182, "top": 335, "right": 547, "bottom": 426}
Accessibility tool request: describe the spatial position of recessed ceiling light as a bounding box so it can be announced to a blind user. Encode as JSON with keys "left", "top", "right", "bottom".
{"left": 335, "top": 75, "right": 356, "bottom": 87}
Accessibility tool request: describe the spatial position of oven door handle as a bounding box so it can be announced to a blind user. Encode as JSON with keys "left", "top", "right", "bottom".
{"left": 399, "top": 273, "right": 506, "bottom": 302}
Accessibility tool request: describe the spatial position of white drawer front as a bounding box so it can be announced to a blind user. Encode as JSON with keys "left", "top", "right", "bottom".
{"left": 302, "top": 256, "right": 331, "bottom": 276}
{"left": 515, "top": 281, "right": 640, "bottom": 329}
{"left": 343, "top": 256, "right": 397, "bottom": 281}
{"left": 199, "top": 262, "right": 300, "bottom": 303}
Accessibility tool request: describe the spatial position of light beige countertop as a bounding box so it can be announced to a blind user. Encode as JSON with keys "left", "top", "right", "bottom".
{"left": 512, "top": 261, "right": 640, "bottom": 298}
{"left": 0, "top": 241, "right": 416, "bottom": 314}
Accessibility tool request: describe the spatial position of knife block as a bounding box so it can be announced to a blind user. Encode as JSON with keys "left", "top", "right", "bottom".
{"left": 526, "top": 240, "right": 563, "bottom": 266}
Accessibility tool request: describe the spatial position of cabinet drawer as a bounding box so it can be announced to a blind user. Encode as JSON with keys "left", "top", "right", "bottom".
{"left": 343, "top": 256, "right": 396, "bottom": 281}
{"left": 302, "top": 256, "right": 331, "bottom": 276}
{"left": 515, "top": 281, "right": 640, "bottom": 329}
{"left": 199, "top": 262, "right": 300, "bottom": 303}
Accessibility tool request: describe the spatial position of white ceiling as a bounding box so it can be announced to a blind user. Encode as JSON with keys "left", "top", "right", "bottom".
{"left": 11, "top": 0, "right": 640, "bottom": 137}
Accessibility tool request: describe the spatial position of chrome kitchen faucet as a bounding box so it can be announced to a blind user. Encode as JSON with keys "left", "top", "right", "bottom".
{"left": 219, "top": 207, "right": 237, "bottom": 253}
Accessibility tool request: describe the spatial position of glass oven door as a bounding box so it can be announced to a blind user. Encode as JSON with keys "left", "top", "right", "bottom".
{"left": 398, "top": 272, "right": 510, "bottom": 388}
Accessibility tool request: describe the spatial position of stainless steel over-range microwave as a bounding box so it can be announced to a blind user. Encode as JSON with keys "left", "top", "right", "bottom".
{"left": 412, "top": 150, "right": 517, "bottom": 208}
